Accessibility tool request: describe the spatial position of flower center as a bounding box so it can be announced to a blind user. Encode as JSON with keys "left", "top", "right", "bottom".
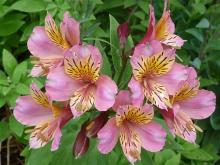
{"left": 116, "top": 105, "right": 153, "bottom": 127}
{"left": 64, "top": 55, "right": 100, "bottom": 83}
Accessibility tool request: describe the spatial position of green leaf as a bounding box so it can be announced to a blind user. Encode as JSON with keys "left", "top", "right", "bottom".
{"left": 0, "top": 96, "right": 6, "bottom": 108}
{"left": 11, "top": 0, "right": 46, "bottom": 13}
{"left": 185, "top": 28, "right": 204, "bottom": 42}
{"left": 109, "top": 15, "right": 121, "bottom": 75}
{"left": 6, "top": 91, "right": 19, "bottom": 107}
{"left": 12, "top": 61, "right": 28, "bottom": 84}
{"left": 181, "top": 148, "right": 214, "bottom": 161}
{"left": 95, "top": 41, "right": 112, "bottom": 77}
{"left": 0, "top": 19, "right": 24, "bottom": 36}
{"left": 190, "top": 57, "right": 201, "bottom": 69}
{"left": 165, "top": 154, "right": 180, "bottom": 165}
{"left": 196, "top": 18, "right": 210, "bottom": 28}
{"left": 26, "top": 145, "right": 53, "bottom": 165}
{"left": 2, "top": 49, "right": 18, "bottom": 77}
{"left": 210, "top": 109, "right": 220, "bottom": 130}
{"left": 9, "top": 116, "right": 24, "bottom": 137}
{"left": 0, "top": 70, "right": 8, "bottom": 86}
{"left": 16, "top": 83, "right": 30, "bottom": 95}
{"left": 155, "top": 149, "right": 178, "bottom": 165}
{"left": 0, "top": 121, "right": 11, "bottom": 142}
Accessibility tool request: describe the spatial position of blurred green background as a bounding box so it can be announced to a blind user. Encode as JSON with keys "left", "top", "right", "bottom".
{"left": 0, "top": 0, "right": 220, "bottom": 164}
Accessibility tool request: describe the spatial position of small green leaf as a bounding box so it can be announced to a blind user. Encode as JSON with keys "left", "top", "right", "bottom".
{"left": 2, "top": 49, "right": 18, "bottom": 77}
{"left": 0, "top": 70, "right": 8, "bottom": 86}
{"left": 181, "top": 148, "right": 214, "bottom": 161}
{"left": 185, "top": 28, "right": 204, "bottom": 42}
{"left": 9, "top": 116, "right": 24, "bottom": 137}
{"left": 0, "top": 19, "right": 24, "bottom": 36}
{"left": 196, "top": 18, "right": 209, "bottom": 28}
{"left": 0, "top": 96, "right": 6, "bottom": 108}
{"left": 210, "top": 109, "right": 220, "bottom": 130}
{"left": 16, "top": 83, "right": 29, "bottom": 95}
{"left": 11, "top": 0, "right": 46, "bottom": 13}
{"left": 0, "top": 121, "right": 11, "bottom": 142}
{"left": 12, "top": 61, "right": 28, "bottom": 84}
{"left": 190, "top": 57, "right": 201, "bottom": 69}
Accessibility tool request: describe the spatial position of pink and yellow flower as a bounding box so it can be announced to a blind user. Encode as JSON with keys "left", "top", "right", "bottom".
{"left": 46, "top": 45, "right": 118, "bottom": 117}
{"left": 14, "top": 84, "right": 72, "bottom": 151}
{"left": 28, "top": 12, "right": 80, "bottom": 76}
{"left": 97, "top": 90, "right": 166, "bottom": 164}
{"left": 140, "top": 0, "right": 185, "bottom": 48}
{"left": 129, "top": 40, "right": 187, "bottom": 109}
{"left": 161, "top": 67, "right": 216, "bottom": 143}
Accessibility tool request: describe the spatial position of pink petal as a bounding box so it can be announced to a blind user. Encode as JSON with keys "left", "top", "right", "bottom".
{"left": 27, "top": 27, "right": 63, "bottom": 57}
{"left": 154, "top": 63, "right": 188, "bottom": 95}
{"left": 46, "top": 66, "right": 84, "bottom": 101}
{"left": 128, "top": 77, "right": 144, "bottom": 107}
{"left": 172, "top": 107, "right": 197, "bottom": 143}
{"left": 94, "top": 75, "right": 118, "bottom": 111}
{"left": 70, "top": 84, "right": 95, "bottom": 118}
{"left": 30, "top": 65, "right": 44, "bottom": 77}
{"left": 97, "top": 117, "right": 119, "bottom": 154}
{"left": 61, "top": 12, "right": 80, "bottom": 46}
{"left": 65, "top": 45, "right": 102, "bottom": 67}
{"left": 13, "top": 96, "right": 53, "bottom": 126}
{"left": 132, "top": 40, "right": 163, "bottom": 60}
{"left": 161, "top": 34, "right": 185, "bottom": 49}
{"left": 51, "top": 119, "right": 62, "bottom": 151}
{"left": 112, "top": 90, "right": 132, "bottom": 111}
{"left": 139, "top": 5, "right": 155, "bottom": 44}
{"left": 177, "top": 90, "right": 216, "bottom": 120}
{"left": 134, "top": 121, "right": 166, "bottom": 152}
{"left": 185, "top": 67, "right": 199, "bottom": 88}
{"left": 162, "top": 11, "right": 175, "bottom": 34}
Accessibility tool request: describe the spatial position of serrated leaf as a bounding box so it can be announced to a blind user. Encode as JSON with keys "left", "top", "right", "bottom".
{"left": 2, "top": 49, "right": 18, "bottom": 77}
{"left": 11, "top": 0, "right": 46, "bottom": 13}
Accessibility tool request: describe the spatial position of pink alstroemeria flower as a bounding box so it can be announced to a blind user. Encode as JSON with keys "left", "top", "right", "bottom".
{"left": 129, "top": 40, "right": 187, "bottom": 109}
{"left": 140, "top": 0, "right": 185, "bottom": 48}
{"left": 46, "top": 45, "right": 118, "bottom": 117}
{"left": 28, "top": 12, "right": 80, "bottom": 76}
{"left": 161, "top": 67, "right": 216, "bottom": 143}
{"left": 97, "top": 90, "right": 166, "bottom": 164}
{"left": 14, "top": 84, "right": 72, "bottom": 151}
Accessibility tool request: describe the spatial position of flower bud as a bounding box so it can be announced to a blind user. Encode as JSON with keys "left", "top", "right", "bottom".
{"left": 86, "top": 112, "right": 108, "bottom": 138}
{"left": 73, "top": 124, "right": 89, "bottom": 159}
{"left": 117, "top": 22, "right": 130, "bottom": 48}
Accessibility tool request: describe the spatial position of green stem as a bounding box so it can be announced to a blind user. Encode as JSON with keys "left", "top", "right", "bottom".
{"left": 117, "top": 48, "right": 128, "bottom": 85}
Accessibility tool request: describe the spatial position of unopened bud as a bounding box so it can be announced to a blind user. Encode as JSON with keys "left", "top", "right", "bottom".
{"left": 86, "top": 112, "right": 108, "bottom": 138}
{"left": 73, "top": 124, "right": 89, "bottom": 159}
{"left": 117, "top": 22, "right": 130, "bottom": 48}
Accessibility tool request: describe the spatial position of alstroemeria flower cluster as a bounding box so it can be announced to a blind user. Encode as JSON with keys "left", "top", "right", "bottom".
{"left": 13, "top": 1, "right": 216, "bottom": 164}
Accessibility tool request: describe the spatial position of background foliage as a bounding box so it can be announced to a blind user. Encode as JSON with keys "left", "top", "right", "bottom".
{"left": 0, "top": 0, "right": 220, "bottom": 164}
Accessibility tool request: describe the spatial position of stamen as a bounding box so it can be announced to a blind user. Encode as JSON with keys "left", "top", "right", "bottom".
{"left": 64, "top": 55, "right": 100, "bottom": 83}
